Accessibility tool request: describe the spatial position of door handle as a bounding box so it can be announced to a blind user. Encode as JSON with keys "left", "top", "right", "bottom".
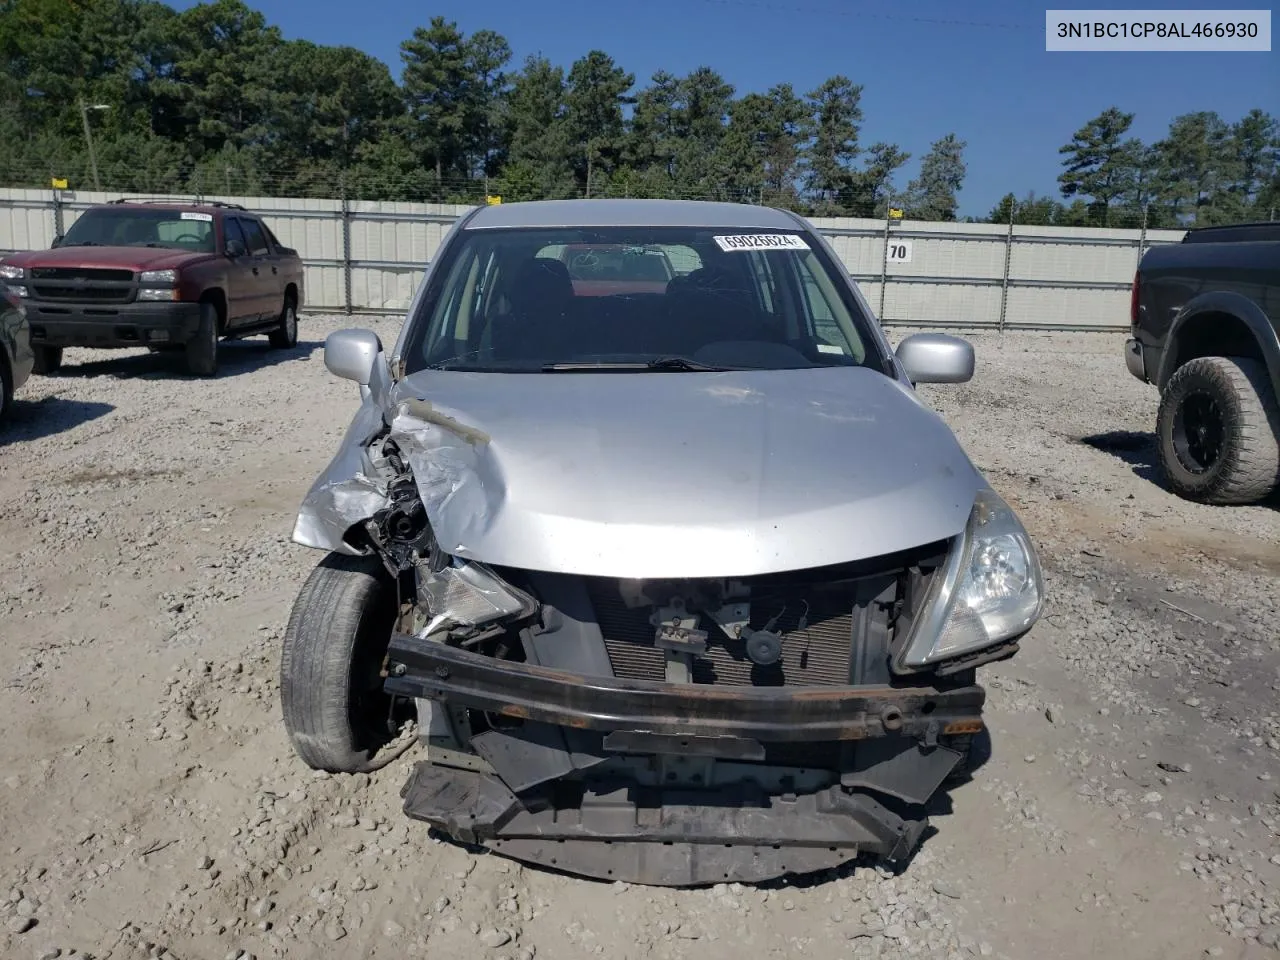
{"left": 271, "top": 266, "right": 277, "bottom": 274}
{"left": 252, "top": 267, "right": 259, "bottom": 275}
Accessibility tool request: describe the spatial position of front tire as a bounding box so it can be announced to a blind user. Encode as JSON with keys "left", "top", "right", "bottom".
{"left": 1156, "top": 356, "right": 1280, "bottom": 505}
{"left": 31, "top": 345, "right": 62, "bottom": 375}
{"left": 280, "top": 552, "right": 403, "bottom": 774}
{"left": 185, "top": 302, "right": 219, "bottom": 377}
{"left": 268, "top": 297, "right": 298, "bottom": 349}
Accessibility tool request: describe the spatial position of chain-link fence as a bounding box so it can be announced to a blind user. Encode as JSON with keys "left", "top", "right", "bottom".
{"left": 0, "top": 183, "right": 1188, "bottom": 330}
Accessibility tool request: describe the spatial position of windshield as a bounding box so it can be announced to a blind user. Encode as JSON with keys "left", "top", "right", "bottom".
{"left": 402, "top": 226, "right": 881, "bottom": 374}
{"left": 61, "top": 208, "right": 217, "bottom": 253}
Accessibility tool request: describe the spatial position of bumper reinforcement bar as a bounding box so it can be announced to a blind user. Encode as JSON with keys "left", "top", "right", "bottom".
{"left": 383, "top": 632, "right": 986, "bottom": 743}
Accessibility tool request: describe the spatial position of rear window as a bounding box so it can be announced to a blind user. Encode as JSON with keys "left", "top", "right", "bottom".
{"left": 550, "top": 245, "right": 675, "bottom": 288}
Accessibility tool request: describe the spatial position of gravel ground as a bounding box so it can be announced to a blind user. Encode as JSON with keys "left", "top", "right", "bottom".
{"left": 0, "top": 317, "right": 1277, "bottom": 960}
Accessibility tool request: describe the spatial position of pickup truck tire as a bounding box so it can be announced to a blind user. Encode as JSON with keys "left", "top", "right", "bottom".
{"left": 267, "top": 297, "right": 298, "bottom": 349}
{"left": 31, "top": 345, "right": 62, "bottom": 375}
{"left": 1156, "top": 356, "right": 1280, "bottom": 505}
{"left": 184, "top": 302, "right": 219, "bottom": 377}
{"left": 280, "top": 552, "right": 403, "bottom": 774}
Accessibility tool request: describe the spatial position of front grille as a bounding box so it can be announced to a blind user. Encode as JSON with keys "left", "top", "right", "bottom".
{"left": 588, "top": 580, "right": 857, "bottom": 688}
{"left": 30, "top": 267, "right": 136, "bottom": 304}
{"left": 30, "top": 267, "right": 134, "bottom": 281}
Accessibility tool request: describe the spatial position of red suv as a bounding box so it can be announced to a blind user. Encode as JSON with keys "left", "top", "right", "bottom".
{"left": 0, "top": 199, "right": 305, "bottom": 377}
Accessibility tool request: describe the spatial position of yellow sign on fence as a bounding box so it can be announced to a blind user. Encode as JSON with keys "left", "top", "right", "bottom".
{"left": 51, "top": 177, "right": 68, "bottom": 190}
{"left": 485, "top": 195, "right": 502, "bottom": 205}
{"left": 888, "top": 207, "right": 904, "bottom": 220}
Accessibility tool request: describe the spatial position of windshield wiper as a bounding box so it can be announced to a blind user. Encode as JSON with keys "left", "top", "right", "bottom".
{"left": 542, "top": 357, "right": 734, "bottom": 372}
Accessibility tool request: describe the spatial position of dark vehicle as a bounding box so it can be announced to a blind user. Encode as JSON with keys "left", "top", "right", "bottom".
{"left": 0, "top": 199, "right": 305, "bottom": 377}
{"left": 0, "top": 280, "right": 34, "bottom": 424}
{"left": 1125, "top": 221, "right": 1280, "bottom": 505}
{"left": 279, "top": 199, "right": 1046, "bottom": 887}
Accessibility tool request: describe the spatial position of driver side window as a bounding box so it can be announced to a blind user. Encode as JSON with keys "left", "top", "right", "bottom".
{"left": 224, "top": 217, "right": 248, "bottom": 253}
{"left": 238, "top": 218, "right": 270, "bottom": 256}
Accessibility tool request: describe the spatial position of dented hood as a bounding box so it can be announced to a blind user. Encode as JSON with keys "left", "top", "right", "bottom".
{"left": 373, "top": 366, "right": 982, "bottom": 579}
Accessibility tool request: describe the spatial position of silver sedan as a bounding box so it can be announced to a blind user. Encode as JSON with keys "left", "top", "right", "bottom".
{"left": 278, "top": 199, "right": 1047, "bottom": 886}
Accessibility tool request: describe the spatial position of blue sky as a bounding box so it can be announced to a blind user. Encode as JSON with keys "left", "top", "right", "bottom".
{"left": 182, "top": 0, "right": 1278, "bottom": 215}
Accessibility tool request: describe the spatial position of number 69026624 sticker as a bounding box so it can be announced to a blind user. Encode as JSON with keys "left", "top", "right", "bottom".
{"left": 713, "top": 234, "right": 810, "bottom": 252}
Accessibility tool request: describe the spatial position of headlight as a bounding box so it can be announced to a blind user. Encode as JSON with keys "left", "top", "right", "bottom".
{"left": 899, "top": 487, "right": 1044, "bottom": 667}
{"left": 0, "top": 264, "right": 24, "bottom": 280}
{"left": 415, "top": 560, "right": 537, "bottom": 638}
{"left": 139, "top": 269, "right": 178, "bottom": 284}
{"left": 137, "top": 288, "right": 179, "bottom": 301}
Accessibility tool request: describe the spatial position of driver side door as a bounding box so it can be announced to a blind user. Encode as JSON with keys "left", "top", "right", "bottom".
{"left": 222, "top": 217, "right": 258, "bottom": 328}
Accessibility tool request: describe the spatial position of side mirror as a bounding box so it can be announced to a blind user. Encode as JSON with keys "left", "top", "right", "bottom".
{"left": 324, "top": 328, "right": 384, "bottom": 386}
{"left": 225, "top": 239, "right": 246, "bottom": 258}
{"left": 895, "top": 333, "right": 975, "bottom": 384}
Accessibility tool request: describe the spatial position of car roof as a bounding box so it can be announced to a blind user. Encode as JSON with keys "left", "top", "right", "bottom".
{"left": 464, "top": 198, "right": 807, "bottom": 231}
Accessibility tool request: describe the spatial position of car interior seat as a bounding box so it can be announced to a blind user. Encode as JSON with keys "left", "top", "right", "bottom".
{"left": 488, "top": 257, "right": 577, "bottom": 363}
{"left": 662, "top": 263, "right": 776, "bottom": 354}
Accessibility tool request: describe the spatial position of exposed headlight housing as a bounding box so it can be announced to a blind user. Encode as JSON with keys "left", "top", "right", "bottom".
{"left": 139, "top": 269, "right": 178, "bottom": 284}
{"left": 414, "top": 560, "right": 537, "bottom": 639}
{"left": 898, "top": 487, "right": 1044, "bottom": 668}
{"left": 0, "top": 264, "right": 25, "bottom": 280}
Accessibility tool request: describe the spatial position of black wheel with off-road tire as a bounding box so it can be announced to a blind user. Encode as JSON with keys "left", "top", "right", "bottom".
{"left": 184, "top": 302, "right": 220, "bottom": 377}
{"left": 267, "top": 296, "right": 298, "bottom": 349}
{"left": 280, "top": 552, "right": 408, "bottom": 774}
{"left": 31, "top": 345, "right": 62, "bottom": 375}
{"left": 1156, "top": 355, "right": 1280, "bottom": 505}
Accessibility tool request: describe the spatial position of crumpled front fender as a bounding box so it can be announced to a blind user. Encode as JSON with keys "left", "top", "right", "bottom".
{"left": 289, "top": 391, "right": 496, "bottom": 558}
{"left": 291, "top": 399, "right": 391, "bottom": 555}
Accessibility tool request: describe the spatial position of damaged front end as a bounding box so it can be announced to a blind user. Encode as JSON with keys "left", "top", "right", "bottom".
{"left": 382, "top": 549, "right": 989, "bottom": 886}
{"left": 340, "top": 454, "right": 1035, "bottom": 885}
{"left": 290, "top": 386, "right": 1042, "bottom": 886}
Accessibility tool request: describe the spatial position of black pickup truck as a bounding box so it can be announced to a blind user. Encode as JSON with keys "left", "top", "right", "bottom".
{"left": 1125, "top": 221, "right": 1280, "bottom": 505}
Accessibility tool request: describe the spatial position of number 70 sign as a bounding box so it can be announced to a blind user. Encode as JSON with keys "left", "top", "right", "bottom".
{"left": 886, "top": 240, "right": 913, "bottom": 263}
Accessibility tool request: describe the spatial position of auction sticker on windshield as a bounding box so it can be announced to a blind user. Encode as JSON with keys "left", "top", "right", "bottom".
{"left": 713, "top": 234, "right": 810, "bottom": 252}
{"left": 180, "top": 212, "right": 213, "bottom": 222}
